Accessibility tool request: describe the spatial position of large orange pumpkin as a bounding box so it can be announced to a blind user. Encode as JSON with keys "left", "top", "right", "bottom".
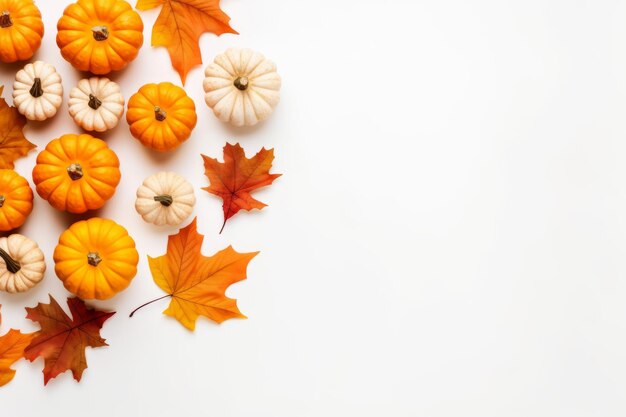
{"left": 32, "top": 134, "right": 121, "bottom": 214}
{"left": 0, "top": 169, "right": 33, "bottom": 231}
{"left": 54, "top": 218, "right": 138, "bottom": 300}
{"left": 56, "top": 0, "right": 143, "bottom": 74}
{"left": 0, "top": 0, "right": 44, "bottom": 63}
{"left": 126, "top": 82, "right": 197, "bottom": 152}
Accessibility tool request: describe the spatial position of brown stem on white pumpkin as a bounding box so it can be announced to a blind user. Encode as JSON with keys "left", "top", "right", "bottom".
{"left": 154, "top": 106, "right": 167, "bottom": 121}
{"left": 154, "top": 194, "right": 174, "bottom": 207}
{"left": 0, "top": 247, "right": 20, "bottom": 273}
{"left": 67, "top": 163, "right": 84, "bottom": 181}
{"left": 0, "top": 11, "right": 12, "bottom": 28}
{"left": 234, "top": 76, "right": 249, "bottom": 91}
{"left": 30, "top": 78, "right": 43, "bottom": 98}
{"left": 87, "top": 252, "right": 102, "bottom": 267}
{"left": 92, "top": 26, "right": 109, "bottom": 41}
{"left": 88, "top": 94, "right": 102, "bottom": 110}
{"left": 0, "top": 195, "right": 5, "bottom": 208}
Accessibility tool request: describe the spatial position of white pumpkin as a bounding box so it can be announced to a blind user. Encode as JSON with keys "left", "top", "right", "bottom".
{"left": 135, "top": 172, "right": 196, "bottom": 226}
{"left": 0, "top": 234, "right": 46, "bottom": 293}
{"left": 69, "top": 77, "right": 125, "bottom": 132}
{"left": 203, "top": 48, "right": 282, "bottom": 127}
{"left": 13, "top": 61, "right": 63, "bottom": 121}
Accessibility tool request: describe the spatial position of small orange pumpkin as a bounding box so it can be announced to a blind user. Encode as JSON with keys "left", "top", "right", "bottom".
{"left": 32, "top": 134, "right": 121, "bottom": 214}
{"left": 0, "top": 169, "right": 33, "bottom": 231}
{"left": 0, "top": 0, "right": 44, "bottom": 63}
{"left": 54, "top": 218, "right": 139, "bottom": 300}
{"left": 56, "top": 0, "right": 143, "bottom": 74}
{"left": 126, "top": 82, "right": 197, "bottom": 152}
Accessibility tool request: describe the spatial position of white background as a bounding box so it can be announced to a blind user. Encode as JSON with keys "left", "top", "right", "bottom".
{"left": 2, "top": 0, "right": 626, "bottom": 415}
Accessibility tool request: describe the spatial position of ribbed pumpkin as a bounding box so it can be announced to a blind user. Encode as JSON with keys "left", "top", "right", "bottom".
{"left": 56, "top": 0, "right": 143, "bottom": 74}
{"left": 54, "top": 218, "right": 138, "bottom": 300}
{"left": 0, "top": 234, "right": 45, "bottom": 293}
{"left": 69, "top": 77, "right": 125, "bottom": 132}
{"left": 126, "top": 82, "right": 197, "bottom": 152}
{"left": 0, "top": 0, "right": 44, "bottom": 63}
{"left": 135, "top": 172, "right": 196, "bottom": 226}
{"left": 32, "top": 134, "right": 121, "bottom": 214}
{"left": 0, "top": 169, "right": 33, "bottom": 231}
{"left": 13, "top": 61, "right": 63, "bottom": 121}
{"left": 203, "top": 48, "right": 282, "bottom": 127}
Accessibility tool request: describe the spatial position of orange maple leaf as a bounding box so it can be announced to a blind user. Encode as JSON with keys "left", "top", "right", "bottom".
{"left": 24, "top": 296, "right": 114, "bottom": 385}
{"left": 0, "top": 85, "right": 36, "bottom": 169}
{"left": 0, "top": 305, "right": 36, "bottom": 387}
{"left": 136, "top": 0, "right": 238, "bottom": 84}
{"left": 202, "top": 143, "right": 281, "bottom": 233}
{"left": 130, "top": 218, "right": 258, "bottom": 330}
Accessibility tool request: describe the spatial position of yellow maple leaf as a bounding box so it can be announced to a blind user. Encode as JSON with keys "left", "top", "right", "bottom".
{"left": 0, "top": 305, "right": 36, "bottom": 387}
{"left": 136, "top": 0, "right": 238, "bottom": 84}
{"left": 130, "top": 218, "right": 258, "bottom": 330}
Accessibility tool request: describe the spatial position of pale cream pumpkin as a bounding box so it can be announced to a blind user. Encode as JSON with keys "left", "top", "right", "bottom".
{"left": 13, "top": 61, "right": 63, "bottom": 121}
{"left": 203, "top": 48, "right": 281, "bottom": 127}
{"left": 0, "top": 234, "right": 45, "bottom": 293}
{"left": 135, "top": 172, "right": 195, "bottom": 226}
{"left": 69, "top": 77, "right": 125, "bottom": 132}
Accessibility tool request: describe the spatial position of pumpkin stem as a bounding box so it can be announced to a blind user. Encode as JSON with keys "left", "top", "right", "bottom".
{"left": 154, "top": 106, "right": 167, "bottom": 121}
{"left": 88, "top": 94, "right": 102, "bottom": 110}
{"left": 0, "top": 11, "right": 12, "bottom": 28}
{"left": 67, "top": 163, "right": 84, "bottom": 181}
{"left": 30, "top": 78, "right": 44, "bottom": 98}
{"left": 129, "top": 294, "right": 172, "bottom": 317}
{"left": 0, "top": 247, "right": 20, "bottom": 274}
{"left": 87, "top": 252, "right": 102, "bottom": 267}
{"left": 234, "top": 76, "right": 249, "bottom": 91}
{"left": 154, "top": 194, "right": 174, "bottom": 207}
{"left": 92, "top": 26, "right": 109, "bottom": 41}
{"left": 0, "top": 195, "right": 5, "bottom": 208}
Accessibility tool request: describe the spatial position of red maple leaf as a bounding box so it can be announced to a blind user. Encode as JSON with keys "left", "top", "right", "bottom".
{"left": 202, "top": 143, "right": 281, "bottom": 233}
{"left": 24, "top": 296, "right": 114, "bottom": 385}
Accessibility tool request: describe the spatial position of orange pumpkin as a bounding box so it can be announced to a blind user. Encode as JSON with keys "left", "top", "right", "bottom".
{"left": 32, "top": 134, "right": 121, "bottom": 214}
{"left": 0, "top": 169, "right": 33, "bottom": 231}
{"left": 54, "top": 218, "right": 138, "bottom": 300}
{"left": 0, "top": 0, "right": 43, "bottom": 63}
{"left": 56, "top": 0, "right": 143, "bottom": 74}
{"left": 126, "top": 82, "right": 197, "bottom": 152}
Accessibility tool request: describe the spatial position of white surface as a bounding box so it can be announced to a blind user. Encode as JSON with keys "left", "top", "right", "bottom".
{"left": 2, "top": 0, "right": 626, "bottom": 415}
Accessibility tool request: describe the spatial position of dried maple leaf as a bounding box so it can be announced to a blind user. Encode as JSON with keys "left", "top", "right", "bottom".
{"left": 24, "top": 296, "right": 114, "bottom": 385}
{"left": 0, "top": 305, "right": 36, "bottom": 387}
{"left": 202, "top": 143, "right": 281, "bottom": 233}
{"left": 130, "top": 218, "right": 258, "bottom": 330}
{"left": 0, "top": 85, "right": 36, "bottom": 169}
{"left": 136, "top": 0, "right": 238, "bottom": 84}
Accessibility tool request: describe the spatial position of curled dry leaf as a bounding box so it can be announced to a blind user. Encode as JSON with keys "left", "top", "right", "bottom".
{"left": 0, "top": 85, "right": 36, "bottom": 169}
{"left": 130, "top": 218, "right": 258, "bottom": 331}
{"left": 202, "top": 143, "right": 281, "bottom": 233}
{"left": 24, "top": 296, "right": 114, "bottom": 385}
{"left": 136, "top": 0, "right": 238, "bottom": 84}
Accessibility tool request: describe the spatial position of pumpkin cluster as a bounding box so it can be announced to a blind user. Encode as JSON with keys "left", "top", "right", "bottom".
{"left": 0, "top": 0, "right": 283, "bottom": 386}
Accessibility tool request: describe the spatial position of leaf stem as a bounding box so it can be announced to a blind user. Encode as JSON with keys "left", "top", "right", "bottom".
{"left": 129, "top": 294, "right": 172, "bottom": 318}
{"left": 219, "top": 218, "right": 227, "bottom": 234}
